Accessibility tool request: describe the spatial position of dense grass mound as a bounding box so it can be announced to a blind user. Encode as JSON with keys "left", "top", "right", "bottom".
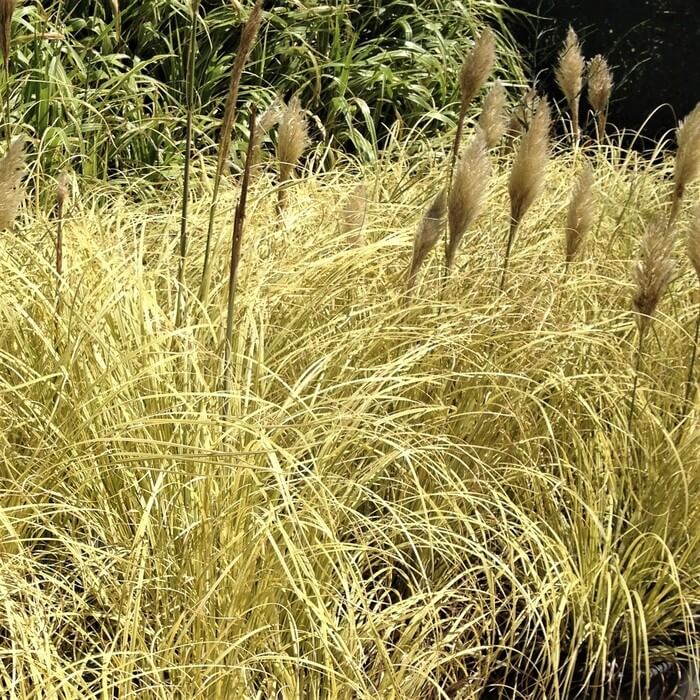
{"left": 0, "top": 145, "right": 699, "bottom": 698}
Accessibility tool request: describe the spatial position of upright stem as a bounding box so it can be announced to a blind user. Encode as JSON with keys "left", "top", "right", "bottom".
{"left": 222, "top": 105, "right": 257, "bottom": 413}
{"left": 628, "top": 329, "right": 646, "bottom": 436}
{"left": 175, "top": 0, "right": 200, "bottom": 329}
{"left": 54, "top": 201, "right": 64, "bottom": 348}
{"left": 500, "top": 216, "right": 520, "bottom": 291}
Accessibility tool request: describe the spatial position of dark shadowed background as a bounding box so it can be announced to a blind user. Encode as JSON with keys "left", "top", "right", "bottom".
{"left": 506, "top": 0, "right": 700, "bottom": 142}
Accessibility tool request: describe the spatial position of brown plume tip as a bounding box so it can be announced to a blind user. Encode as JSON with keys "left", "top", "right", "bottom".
{"left": 0, "top": 135, "right": 24, "bottom": 230}
{"left": 459, "top": 29, "right": 496, "bottom": 113}
{"left": 56, "top": 172, "right": 70, "bottom": 210}
{"left": 565, "top": 162, "right": 595, "bottom": 263}
{"left": 0, "top": 0, "right": 16, "bottom": 71}
{"left": 674, "top": 102, "right": 700, "bottom": 203}
{"left": 509, "top": 97, "right": 551, "bottom": 225}
{"left": 632, "top": 219, "right": 676, "bottom": 335}
{"left": 554, "top": 26, "right": 584, "bottom": 139}
{"left": 478, "top": 80, "right": 508, "bottom": 149}
{"left": 447, "top": 129, "right": 490, "bottom": 270}
{"left": 407, "top": 189, "right": 447, "bottom": 291}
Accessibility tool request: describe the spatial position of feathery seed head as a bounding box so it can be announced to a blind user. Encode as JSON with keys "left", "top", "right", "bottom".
{"left": 555, "top": 27, "right": 584, "bottom": 107}
{"left": 632, "top": 220, "right": 676, "bottom": 335}
{"left": 277, "top": 95, "right": 309, "bottom": 184}
{"left": 565, "top": 162, "right": 595, "bottom": 263}
{"left": 509, "top": 98, "right": 551, "bottom": 224}
{"left": 587, "top": 54, "right": 613, "bottom": 115}
{"left": 674, "top": 102, "right": 700, "bottom": 202}
{"left": 459, "top": 29, "right": 496, "bottom": 113}
{"left": 0, "top": 136, "right": 24, "bottom": 230}
{"left": 56, "top": 172, "right": 70, "bottom": 210}
{"left": 0, "top": 0, "right": 15, "bottom": 71}
{"left": 687, "top": 204, "right": 700, "bottom": 284}
{"left": 408, "top": 189, "right": 447, "bottom": 289}
{"left": 447, "top": 129, "right": 490, "bottom": 269}
{"left": 478, "top": 80, "right": 508, "bottom": 149}
{"left": 340, "top": 181, "right": 368, "bottom": 245}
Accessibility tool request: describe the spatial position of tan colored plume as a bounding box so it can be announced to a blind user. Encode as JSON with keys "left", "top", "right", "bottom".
{"left": 459, "top": 29, "right": 496, "bottom": 113}
{"left": 501, "top": 98, "right": 550, "bottom": 289}
{"left": 565, "top": 162, "right": 595, "bottom": 264}
{"left": 632, "top": 219, "right": 675, "bottom": 336}
{"left": 478, "top": 80, "right": 508, "bottom": 149}
{"left": 277, "top": 95, "right": 309, "bottom": 209}
{"left": 587, "top": 55, "right": 613, "bottom": 139}
{"left": 509, "top": 98, "right": 551, "bottom": 224}
{"left": 0, "top": 0, "right": 15, "bottom": 71}
{"left": 687, "top": 203, "right": 700, "bottom": 283}
{"left": 451, "top": 29, "right": 496, "bottom": 173}
{"left": 0, "top": 136, "right": 24, "bottom": 230}
{"left": 407, "top": 189, "right": 447, "bottom": 292}
{"left": 447, "top": 129, "right": 490, "bottom": 270}
{"left": 672, "top": 102, "right": 700, "bottom": 222}
{"left": 554, "top": 26, "right": 584, "bottom": 141}
{"left": 339, "top": 181, "right": 368, "bottom": 245}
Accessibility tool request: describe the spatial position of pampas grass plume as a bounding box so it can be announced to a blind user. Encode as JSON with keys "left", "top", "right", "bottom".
{"left": 509, "top": 98, "right": 551, "bottom": 225}
{"left": 407, "top": 189, "right": 447, "bottom": 292}
{"left": 0, "top": 0, "right": 15, "bottom": 71}
{"left": 459, "top": 29, "right": 496, "bottom": 113}
{"left": 555, "top": 26, "right": 584, "bottom": 141}
{"left": 277, "top": 95, "right": 309, "bottom": 210}
{"left": 565, "top": 162, "right": 595, "bottom": 264}
{"left": 672, "top": 102, "right": 700, "bottom": 222}
{"left": 339, "top": 182, "right": 368, "bottom": 245}
{"left": 0, "top": 136, "right": 24, "bottom": 230}
{"left": 632, "top": 220, "right": 675, "bottom": 335}
{"left": 687, "top": 204, "right": 700, "bottom": 283}
{"left": 587, "top": 55, "right": 613, "bottom": 139}
{"left": 446, "top": 129, "right": 490, "bottom": 270}
{"left": 478, "top": 80, "right": 508, "bottom": 149}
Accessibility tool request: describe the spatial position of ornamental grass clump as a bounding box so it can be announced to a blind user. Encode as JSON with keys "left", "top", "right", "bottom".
{"left": 452, "top": 29, "right": 495, "bottom": 172}
{"left": 555, "top": 27, "right": 585, "bottom": 143}
{"left": 446, "top": 129, "right": 490, "bottom": 272}
{"left": 671, "top": 103, "right": 700, "bottom": 227}
{"left": 478, "top": 80, "right": 508, "bottom": 150}
{"left": 276, "top": 95, "right": 309, "bottom": 213}
{"left": 407, "top": 189, "right": 447, "bottom": 294}
{"left": 587, "top": 55, "right": 613, "bottom": 141}
{"left": 0, "top": 135, "right": 24, "bottom": 230}
{"left": 565, "top": 162, "right": 595, "bottom": 266}
{"left": 629, "top": 219, "right": 676, "bottom": 431}
{"left": 501, "top": 98, "right": 551, "bottom": 290}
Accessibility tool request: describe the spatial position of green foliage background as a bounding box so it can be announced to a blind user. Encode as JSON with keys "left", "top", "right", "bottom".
{"left": 11, "top": 0, "right": 524, "bottom": 180}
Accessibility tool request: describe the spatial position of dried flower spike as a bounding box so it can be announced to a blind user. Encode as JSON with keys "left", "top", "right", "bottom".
{"left": 555, "top": 26, "right": 584, "bottom": 141}
{"left": 687, "top": 203, "right": 700, "bottom": 283}
{"left": 565, "top": 162, "right": 595, "bottom": 264}
{"left": 587, "top": 55, "right": 613, "bottom": 139}
{"left": 478, "top": 80, "right": 508, "bottom": 149}
{"left": 277, "top": 95, "right": 309, "bottom": 210}
{"left": 672, "top": 102, "right": 700, "bottom": 223}
{"left": 447, "top": 129, "right": 490, "bottom": 271}
{"left": 632, "top": 220, "right": 675, "bottom": 336}
{"left": 0, "top": 136, "right": 24, "bottom": 230}
{"left": 407, "top": 189, "right": 447, "bottom": 293}
{"left": 0, "top": 0, "right": 16, "bottom": 71}
{"left": 339, "top": 181, "right": 368, "bottom": 245}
